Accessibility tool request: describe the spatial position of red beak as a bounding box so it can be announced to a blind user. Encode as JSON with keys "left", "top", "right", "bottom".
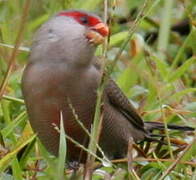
{"left": 91, "top": 23, "right": 109, "bottom": 37}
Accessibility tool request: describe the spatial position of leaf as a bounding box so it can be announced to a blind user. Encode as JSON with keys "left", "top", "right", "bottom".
{"left": 11, "top": 158, "right": 23, "bottom": 180}
{"left": 117, "top": 54, "right": 143, "bottom": 94}
{"left": 96, "top": 31, "right": 129, "bottom": 55}
{"left": 110, "top": 31, "right": 129, "bottom": 47}
{"left": 151, "top": 55, "right": 169, "bottom": 81}
{"left": 56, "top": 111, "right": 67, "bottom": 180}
{"left": 169, "top": 88, "right": 196, "bottom": 101}
{"left": 117, "top": 67, "right": 138, "bottom": 94}
{"left": 128, "top": 85, "right": 148, "bottom": 98}
{"left": 0, "top": 130, "right": 36, "bottom": 172}
{"left": 171, "top": 27, "right": 196, "bottom": 70}
{"left": 168, "top": 56, "right": 196, "bottom": 82}
{"left": 1, "top": 111, "right": 26, "bottom": 138}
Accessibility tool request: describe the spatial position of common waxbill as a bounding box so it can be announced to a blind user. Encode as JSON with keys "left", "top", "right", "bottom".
{"left": 22, "top": 10, "right": 194, "bottom": 163}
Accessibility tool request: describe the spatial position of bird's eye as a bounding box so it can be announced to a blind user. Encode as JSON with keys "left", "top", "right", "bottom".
{"left": 80, "top": 16, "right": 89, "bottom": 24}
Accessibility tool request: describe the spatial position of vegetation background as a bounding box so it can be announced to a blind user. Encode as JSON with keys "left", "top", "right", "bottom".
{"left": 0, "top": 0, "right": 195, "bottom": 179}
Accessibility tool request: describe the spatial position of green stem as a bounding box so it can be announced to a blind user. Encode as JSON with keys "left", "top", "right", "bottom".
{"left": 157, "top": 0, "right": 174, "bottom": 60}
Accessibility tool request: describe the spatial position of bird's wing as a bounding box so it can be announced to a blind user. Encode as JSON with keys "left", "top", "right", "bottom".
{"left": 105, "top": 79, "right": 146, "bottom": 132}
{"left": 92, "top": 57, "right": 146, "bottom": 132}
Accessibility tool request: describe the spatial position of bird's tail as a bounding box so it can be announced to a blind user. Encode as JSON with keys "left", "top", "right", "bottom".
{"left": 144, "top": 121, "right": 195, "bottom": 132}
{"left": 143, "top": 121, "right": 195, "bottom": 143}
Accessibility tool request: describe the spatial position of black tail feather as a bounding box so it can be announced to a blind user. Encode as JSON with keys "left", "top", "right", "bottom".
{"left": 144, "top": 121, "right": 195, "bottom": 132}
{"left": 143, "top": 121, "right": 195, "bottom": 145}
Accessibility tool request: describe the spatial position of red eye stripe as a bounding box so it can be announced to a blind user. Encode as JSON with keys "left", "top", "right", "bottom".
{"left": 58, "top": 11, "right": 101, "bottom": 27}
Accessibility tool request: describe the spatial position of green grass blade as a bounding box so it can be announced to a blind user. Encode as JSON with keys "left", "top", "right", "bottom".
{"left": 11, "top": 158, "right": 23, "bottom": 180}
{"left": 0, "top": 134, "right": 36, "bottom": 172}
{"left": 56, "top": 111, "right": 67, "bottom": 180}
{"left": 171, "top": 29, "right": 194, "bottom": 69}
{"left": 168, "top": 56, "right": 196, "bottom": 82}
{"left": 1, "top": 111, "right": 26, "bottom": 138}
{"left": 157, "top": 0, "right": 174, "bottom": 60}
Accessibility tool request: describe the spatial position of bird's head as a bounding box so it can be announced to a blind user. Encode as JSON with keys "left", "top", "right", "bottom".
{"left": 58, "top": 10, "right": 109, "bottom": 45}
{"left": 30, "top": 10, "right": 109, "bottom": 66}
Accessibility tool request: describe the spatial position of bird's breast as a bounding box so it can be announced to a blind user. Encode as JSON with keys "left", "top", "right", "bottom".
{"left": 22, "top": 62, "right": 100, "bottom": 156}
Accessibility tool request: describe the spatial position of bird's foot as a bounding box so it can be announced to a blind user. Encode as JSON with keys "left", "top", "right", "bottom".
{"left": 67, "top": 161, "right": 80, "bottom": 171}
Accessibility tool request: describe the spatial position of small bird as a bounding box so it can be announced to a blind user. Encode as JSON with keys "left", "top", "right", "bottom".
{"left": 22, "top": 10, "right": 194, "bottom": 163}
